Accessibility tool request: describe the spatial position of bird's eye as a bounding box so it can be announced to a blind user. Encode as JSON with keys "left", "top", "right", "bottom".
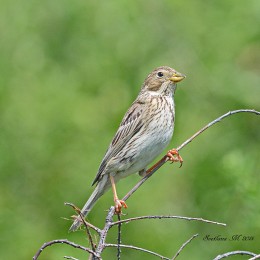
{"left": 157, "top": 72, "right": 164, "bottom": 78}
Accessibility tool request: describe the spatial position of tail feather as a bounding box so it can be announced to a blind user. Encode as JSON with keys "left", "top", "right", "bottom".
{"left": 69, "top": 175, "right": 109, "bottom": 232}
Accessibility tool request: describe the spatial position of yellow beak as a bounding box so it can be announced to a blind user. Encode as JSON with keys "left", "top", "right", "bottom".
{"left": 169, "top": 72, "right": 186, "bottom": 83}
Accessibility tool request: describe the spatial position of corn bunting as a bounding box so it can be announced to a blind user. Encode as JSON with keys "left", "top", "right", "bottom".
{"left": 69, "top": 66, "right": 185, "bottom": 231}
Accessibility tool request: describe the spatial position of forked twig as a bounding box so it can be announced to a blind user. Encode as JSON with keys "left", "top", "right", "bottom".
{"left": 65, "top": 202, "right": 101, "bottom": 234}
{"left": 94, "top": 206, "right": 115, "bottom": 258}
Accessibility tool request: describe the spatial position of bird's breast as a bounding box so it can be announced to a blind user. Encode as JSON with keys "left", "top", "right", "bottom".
{"left": 110, "top": 95, "right": 175, "bottom": 179}
{"left": 122, "top": 96, "right": 174, "bottom": 174}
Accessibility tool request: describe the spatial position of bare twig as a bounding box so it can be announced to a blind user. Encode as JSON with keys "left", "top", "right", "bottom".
{"left": 112, "top": 215, "right": 226, "bottom": 227}
{"left": 85, "top": 225, "right": 96, "bottom": 254}
{"left": 36, "top": 109, "right": 259, "bottom": 259}
{"left": 177, "top": 109, "right": 260, "bottom": 151}
{"left": 64, "top": 256, "right": 79, "bottom": 260}
{"left": 249, "top": 255, "right": 260, "bottom": 260}
{"left": 32, "top": 239, "right": 99, "bottom": 260}
{"left": 65, "top": 203, "right": 97, "bottom": 258}
{"left": 122, "top": 109, "right": 260, "bottom": 201}
{"left": 105, "top": 243, "right": 171, "bottom": 260}
{"left": 213, "top": 250, "right": 257, "bottom": 260}
{"left": 172, "top": 234, "right": 198, "bottom": 260}
{"left": 65, "top": 202, "right": 101, "bottom": 234}
{"left": 93, "top": 207, "right": 115, "bottom": 259}
{"left": 117, "top": 214, "right": 122, "bottom": 260}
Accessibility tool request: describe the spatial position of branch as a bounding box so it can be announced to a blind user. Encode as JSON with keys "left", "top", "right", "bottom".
{"left": 172, "top": 234, "right": 199, "bottom": 260}
{"left": 94, "top": 206, "right": 115, "bottom": 258}
{"left": 177, "top": 109, "right": 260, "bottom": 151}
{"left": 65, "top": 202, "right": 101, "bottom": 234}
{"left": 117, "top": 214, "right": 122, "bottom": 260}
{"left": 37, "top": 109, "right": 259, "bottom": 259}
{"left": 214, "top": 250, "right": 257, "bottom": 260}
{"left": 105, "top": 243, "right": 171, "bottom": 260}
{"left": 249, "top": 255, "right": 260, "bottom": 260}
{"left": 32, "top": 239, "right": 99, "bottom": 260}
{"left": 112, "top": 215, "right": 226, "bottom": 227}
{"left": 122, "top": 109, "right": 260, "bottom": 202}
{"left": 64, "top": 256, "right": 79, "bottom": 260}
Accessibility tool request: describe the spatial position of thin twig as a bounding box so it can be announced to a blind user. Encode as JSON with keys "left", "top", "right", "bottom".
{"left": 249, "top": 255, "right": 260, "bottom": 260}
{"left": 112, "top": 215, "right": 226, "bottom": 227}
{"left": 65, "top": 202, "right": 101, "bottom": 234}
{"left": 177, "top": 109, "right": 260, "bottom": 151}
{"left": 32, "top": 239, "right": 99, "bottom": 260}
{"left": 213, "top": 250, "right": 257, "bottom": 260}
{"left": 85, "top": 225, "right": 96, "bottom": 255}
{"left": 122, "top": 109, "right": 260, "bottom": 202}
{"left": 105, "top": 243, "right": 170, "bottom": 260}
{"left": 172, "top": 234, "right": 198, "bottom": 260}
{"left": 64, "top": 256, "right": 79, "bottom": 260}
{"left": 117, "top": 214, "right": 122, "bottom": 260}
{"left": 71, "top": 202, "right": 97, "bottom": 254}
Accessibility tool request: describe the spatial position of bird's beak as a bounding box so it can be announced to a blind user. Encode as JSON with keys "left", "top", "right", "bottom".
{"left": 169, "top": 72, "right": 186, "bottom": 83}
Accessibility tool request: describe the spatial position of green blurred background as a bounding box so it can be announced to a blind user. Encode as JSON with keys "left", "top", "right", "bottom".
{"left": 0, "top": 0, "right": 260, "bottom": 259}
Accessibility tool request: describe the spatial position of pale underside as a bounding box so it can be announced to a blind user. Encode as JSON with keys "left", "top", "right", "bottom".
{"left": 92, "top": 91, "right": 175, "bottom": 186}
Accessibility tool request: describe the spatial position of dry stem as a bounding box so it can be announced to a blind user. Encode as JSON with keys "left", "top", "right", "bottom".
{"left": 33, "top": 109, "right": 260, "bottom": 260}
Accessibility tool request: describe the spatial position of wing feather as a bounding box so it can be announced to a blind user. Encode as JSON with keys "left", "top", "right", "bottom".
{"left": 92, "top": 101, "right": 144, "bottom": 185}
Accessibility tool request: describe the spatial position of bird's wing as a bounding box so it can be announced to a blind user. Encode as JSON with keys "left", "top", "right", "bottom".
{"left": 92, "top": 100, "right": 145, "bottom": 185}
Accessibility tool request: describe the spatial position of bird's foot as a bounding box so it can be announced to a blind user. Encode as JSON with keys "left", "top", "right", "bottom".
{"left": 114, "top": 199, "right": 128, "bottom": 214}
{"left": 167, "top": 149, "right": 183, "bottom": 168}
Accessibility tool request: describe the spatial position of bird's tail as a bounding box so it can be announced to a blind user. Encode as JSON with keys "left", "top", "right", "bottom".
{"left": 69, "top": 175, "right": 110, "bottom": 232}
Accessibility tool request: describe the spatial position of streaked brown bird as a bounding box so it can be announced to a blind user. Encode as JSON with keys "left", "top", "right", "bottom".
{"left": 69, "top": 66, "right": 185, "bottom": 231}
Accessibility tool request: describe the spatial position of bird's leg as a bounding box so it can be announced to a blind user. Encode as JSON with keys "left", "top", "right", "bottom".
{"left": 138, "top": 169, "right": 146, "bottom": 177}
{"left": 143, "top": 149, "right": 183, "bottom": 177}
{"left": 110, "top": 175, "right": 128, "bottom": 214}
{"left": 167, "top": 149, "right": 183, "bottom": 167}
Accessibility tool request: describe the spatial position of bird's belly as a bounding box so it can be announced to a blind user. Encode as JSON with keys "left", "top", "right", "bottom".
{"left": 133, "top": 130, "right": 172, "bottom": 170}
{"left": 110, "top": 95, "right": 175, "bottom": 181}
{"left": 114, "top": 124, "right": 173, "bottom": 179}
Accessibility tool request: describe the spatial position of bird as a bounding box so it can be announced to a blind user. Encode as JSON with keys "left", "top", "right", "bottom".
{"left": 69, "top": 66, "right": 185, "bottom": 231}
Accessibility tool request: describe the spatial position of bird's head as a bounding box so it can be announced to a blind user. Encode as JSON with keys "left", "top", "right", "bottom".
{"left": 142, "top": 66, "right": 185, "bottom": 95}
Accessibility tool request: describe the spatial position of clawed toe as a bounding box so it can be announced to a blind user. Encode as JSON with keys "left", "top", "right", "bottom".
{"left": 114, "top": 199, "right": 128, "bottom": 214}
{"left": 167, "top": 149, "right": 183, "bottom": 168}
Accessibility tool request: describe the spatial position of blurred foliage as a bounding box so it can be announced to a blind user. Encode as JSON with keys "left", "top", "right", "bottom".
{"left": 0, "top": 0, "right": 260, "bottom": 259}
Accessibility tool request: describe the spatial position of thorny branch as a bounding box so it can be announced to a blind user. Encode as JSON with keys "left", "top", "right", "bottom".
{"left": 33, "top": 109, "right": 260, "bottom": 259}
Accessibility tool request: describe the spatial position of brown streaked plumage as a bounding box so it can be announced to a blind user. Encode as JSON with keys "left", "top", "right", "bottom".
{"left": 69, "top": 66, "right": 185, "bottom": 231}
